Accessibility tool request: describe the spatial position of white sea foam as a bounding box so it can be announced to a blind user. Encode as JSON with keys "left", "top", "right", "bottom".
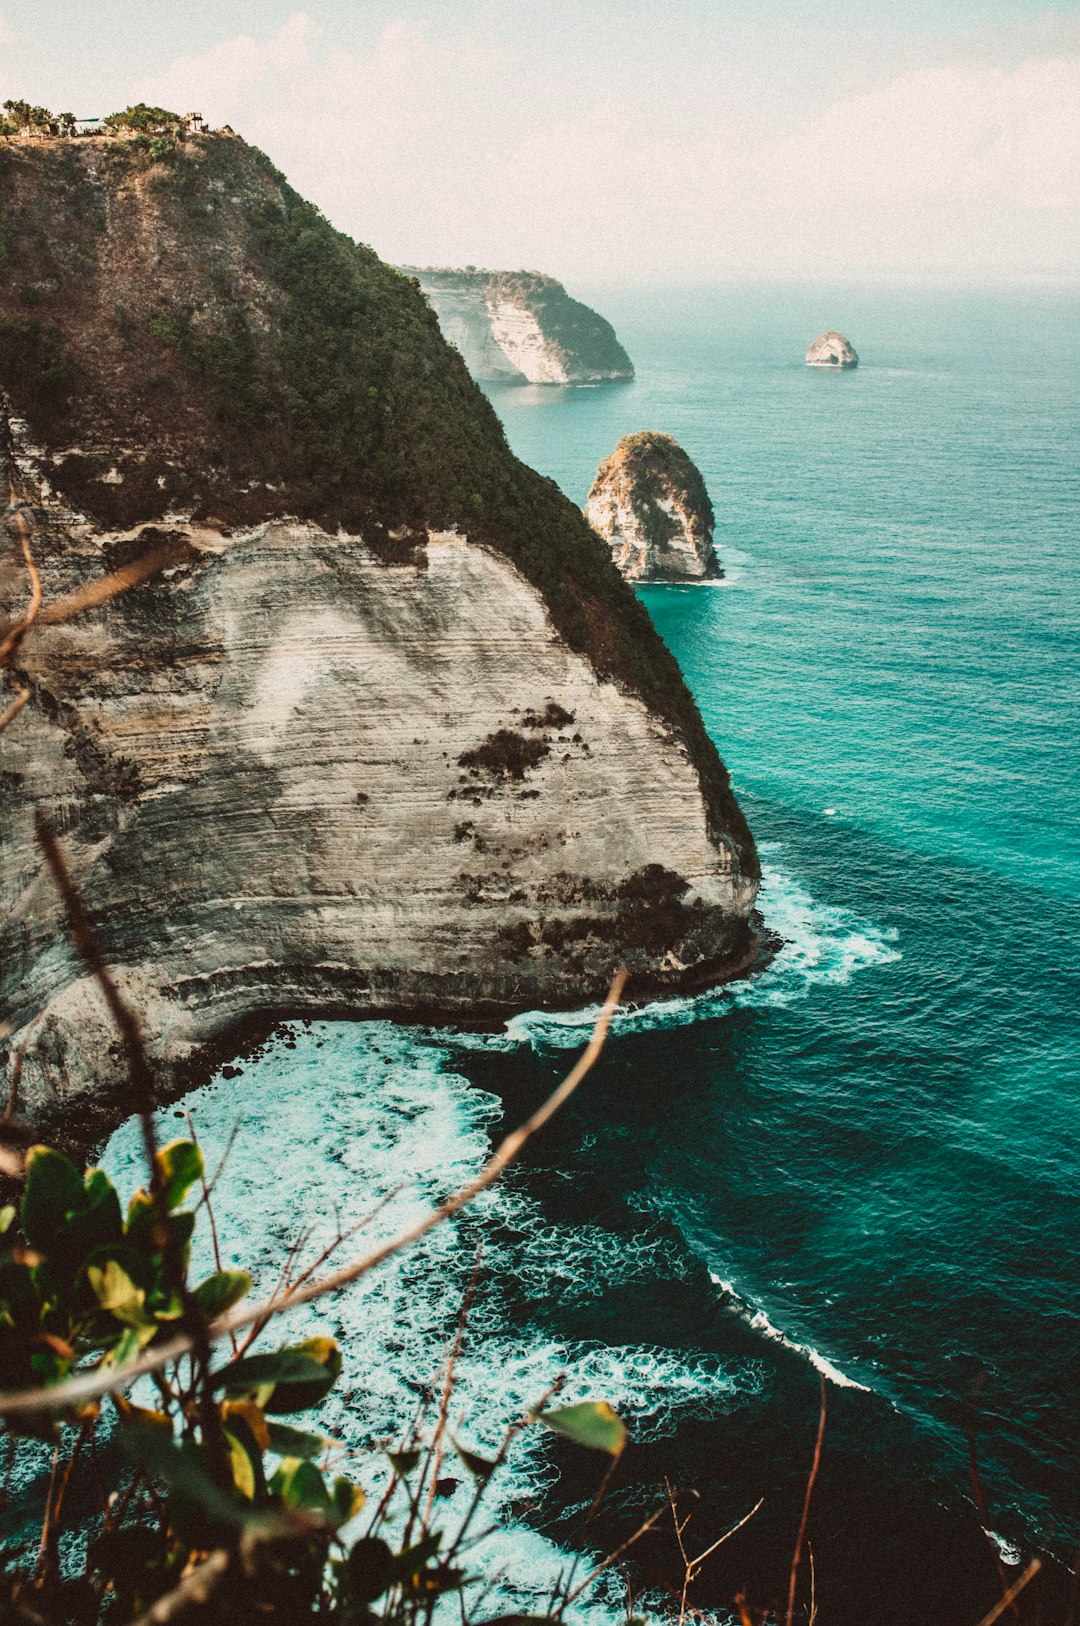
{"left": 984, "top": 1527, "right": 1023, "bottom": 1567}
{"left": 708, "top": 1273, "right": 870, "bottom": 1391}
{"left": 501, "top": 854, "right": 900, "bottom": 1050}
{"left": 103, "top": 1026, "right": 759, "bottom": 1619}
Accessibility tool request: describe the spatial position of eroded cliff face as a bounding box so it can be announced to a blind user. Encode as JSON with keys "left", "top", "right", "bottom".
{"left": 404, "top": 268, "right": 634, "bottom": 385}
{"left": 586, "top": 433, "right": 721, "bottom": 583}
{"left": 0, "top": 130, "right": 757, "bottom": 1137}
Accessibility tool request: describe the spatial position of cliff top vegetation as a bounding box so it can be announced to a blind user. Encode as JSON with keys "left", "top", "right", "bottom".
{"left": 0, "top": 121, "right": 749, "bottom": 871}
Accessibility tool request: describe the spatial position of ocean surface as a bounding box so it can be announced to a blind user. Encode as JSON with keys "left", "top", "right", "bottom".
{"left": 107, "top": 284, "right": 1080, "bottom": 1622}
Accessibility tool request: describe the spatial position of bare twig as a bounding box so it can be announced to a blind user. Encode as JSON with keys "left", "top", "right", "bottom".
{"left": 563, "top": 1501, "right": 666, "bottom": 1606}
{"left": 422, "top": 1254, "right": 480, "bottom": 1533}
{"left": 0, "top": 973, "right": 626, "bottom": 1417}
{"left": 973, "top": 1558, "right": 1042, "bottom": 1626}
{"left": 128, "top": 1547, "right": 230, "bottom": 1625}
{"left": 34, "top": 534, "right": 199, "bottom": 627}
{"left": 785, "top": 1376, "right": 827, "bottom": 1626}
{"left": 32, "top": 815, "right": 232, "bottom": 1491}
{"left": 0, "top": 510, "right": 42, "bottom": 666}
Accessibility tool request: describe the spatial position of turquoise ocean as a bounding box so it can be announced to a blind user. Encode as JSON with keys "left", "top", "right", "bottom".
{"left": 107, "top": 284, "right": 1080, "bottom": 1620}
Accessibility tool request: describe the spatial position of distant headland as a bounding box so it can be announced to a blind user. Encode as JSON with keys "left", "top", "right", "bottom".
{"left": 400, "top": 266, "right": 635, "bottom": 385}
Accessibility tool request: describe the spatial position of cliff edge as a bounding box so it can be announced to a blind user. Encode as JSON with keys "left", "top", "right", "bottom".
{"left": 0, "top": 126, "right": 757, "bottom": 1140}
{"left": 586, "top": 433, "right": 721, "bottom": 583}
{"left": 403, "top": 267, "right": 634, "bottom": 385}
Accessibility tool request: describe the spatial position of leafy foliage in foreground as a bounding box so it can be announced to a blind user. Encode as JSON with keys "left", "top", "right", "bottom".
{"left": 0, "top": 1140, "right": 626, "bottom": 1623}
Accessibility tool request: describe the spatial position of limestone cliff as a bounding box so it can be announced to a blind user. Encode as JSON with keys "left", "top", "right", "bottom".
{"left": 0, "top": 128, "right": 757, "bottom": 1139}
{"left": 805, "top": 331, "right": 858, "bottom": 368}
{"left": 585, "top": 433, "right": 721, "bottom": 583}
{"left": 402, "top": 268, "right": 634, "bottom": 385}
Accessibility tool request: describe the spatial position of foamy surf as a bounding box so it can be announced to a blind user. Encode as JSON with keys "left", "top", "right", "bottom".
{"left": 103, "top": 1024, "right": 761, "bottom": 1620}
{"left": 709, "top": 1272, "right": 871, "bottom": 1392}
{"left": 501, "top": 853, "right": 900, "bottom": 1050}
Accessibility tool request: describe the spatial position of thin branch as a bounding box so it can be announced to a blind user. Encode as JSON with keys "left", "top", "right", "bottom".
{"left": 34, "top": 534, "right": 199, "bottom": 627}
{"left": 32, "top": 815, "right": 232, "bottom": 1491}
{"left": 564, "top": 1501, "right": 666, "bottom": 1606}
{"left": 422, "top": 1254, "right": 480, "bottom": 1533}
{"left": 0, "top": 973, "right": 626, "bottom": 1416}
{"left": 785, "top": 1376, "right": 827, "bottom": 1626}
{"left": 0, "top": 510, "right": 42, "bottom": 666}
{"left": 690, "top": 1495, "right": 765, "bottom": 1572}
{"left": 973, "top": 1559, "right": 1042, "bottom": 1626}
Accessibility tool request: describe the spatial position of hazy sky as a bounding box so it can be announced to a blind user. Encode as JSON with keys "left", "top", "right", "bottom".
{"left": 2, "top": 1, "right": 1078, "bottom": 282}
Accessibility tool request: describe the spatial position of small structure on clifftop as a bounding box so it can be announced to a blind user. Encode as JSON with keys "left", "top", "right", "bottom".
{"left": 805, "top": 331, "right": 858, "bottom": 368}
{"left": 585, "top": 431, "right": 721, "bottom": 583}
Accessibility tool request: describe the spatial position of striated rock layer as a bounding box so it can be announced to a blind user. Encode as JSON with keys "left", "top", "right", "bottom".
{"left": 805, "top": 331, "right": 858, "bottom": 368}
{"left": 586, "top": 432, "right": 721, "bottom": 583}
{"left": 0, "top": 128, "right": 757, "bottom": 1141}
{"left": 402, "top": 267, "right": 634, "bottom": 384}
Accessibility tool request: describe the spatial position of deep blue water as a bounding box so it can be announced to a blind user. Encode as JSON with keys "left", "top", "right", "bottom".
{"left": 107, "top": 284, "right": 1080, "bottom": 1621}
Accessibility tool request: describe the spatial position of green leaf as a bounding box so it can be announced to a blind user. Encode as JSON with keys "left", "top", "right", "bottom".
{"left": 452, "top": 1437, "right": 496, "bottom": 1481}
{"left": 330, "top": 1476, "right": 365, "bottom": 1527}
{"left": 223, "top": 1413, "right": 268, "bottom": 1503}
{"left": 0, "top": 1204, "right": 17, "bottom": 1235}
{"left": 269, "top": 1456, "right": 332, "bottom": 1516}
{"left": 193, "top": 1269, "right": 252, "bottom": 1320}
{"left": 391, "top": 1530, "right": 442, "bottom": 1585}
{"left": 21, "top": 1147, "right": 84, "bottom": 1252}
{"left": 347, "top": 1537, "right": 395, "bottom": 1604}
{"left": 214, "top": 1346, "right": 339, "bottom": 1411}
{"left": 387, "top": 1447, "right": 421, "bottom": 1478}
{"left": 154, "top": 1140, "right": 203, "bottom": 1211}
{"left": 534, "top": 1401, "right": 627, "bottom": 1457}
{"left": 119, "top": 1420, "right": 250, "bottom": 1529}
{"left": 266, "top": 1421, "right": 331, "bottom": 1460}
{"left": 86, "top": 1260, "right": 152, "bottom": 1328}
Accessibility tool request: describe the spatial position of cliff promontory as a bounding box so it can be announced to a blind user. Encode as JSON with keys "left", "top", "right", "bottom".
{"left": 402, "top": 267, "right": 634, "bottom": 385}
{"left": 585, "top": 433, "right": 721, "bottom": 583}
{"left": 805, "top": 331, "right": 858, "bottom": 368}
{"left": 0, "top": 125, "right": 757, "bottom": 1140}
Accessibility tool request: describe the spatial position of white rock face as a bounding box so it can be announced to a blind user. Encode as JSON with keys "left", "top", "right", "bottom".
{"left": 585, "top": 432, "right": 721, "bottom": 583}
{"left": 406, "top": 270, "right": 634, "bottom": 384}
{"left": 415, "top": 284, "right": 524, "bottom": 382}
{"left": 487, "top": 300, "right": 571, "bottom": 384}
{"left": 805, "top": 331, "right": 859, "bottom": 368}
{"left": 1, "top": 519, "right": 757, "bottom": 1135}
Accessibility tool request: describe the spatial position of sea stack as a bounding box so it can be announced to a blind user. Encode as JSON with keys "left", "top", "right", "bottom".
{"left": 805, "top": 331, "right": 858, "bottom": 368}
{"left": 585, "top": 432, "right": 721, "bottom": 583}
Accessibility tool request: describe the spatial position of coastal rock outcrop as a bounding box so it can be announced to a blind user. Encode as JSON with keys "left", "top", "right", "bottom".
{"left": 805, "top": 331, "right": 858, "bottom": 368}
{"left": 0, "top": 126, "right": 757, "bottom": 1139}
{"left": 585, "top": 433, "right": 721, "bottom": 583}
{"left": 402, "top": 267, "right": 634, "bottom": 384}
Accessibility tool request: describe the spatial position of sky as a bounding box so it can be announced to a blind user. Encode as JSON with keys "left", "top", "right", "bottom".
{"left": 2, "top": 1, "right": 1079, "bottom": 283}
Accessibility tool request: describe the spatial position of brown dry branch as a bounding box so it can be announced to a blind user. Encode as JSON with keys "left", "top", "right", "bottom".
{"left": 0, "top": 973, "right": 627, "bottom": 1420}
{"left": 421, "top": 1254, "right": 481, "bottom": 1534}
{"left": 32, "top": 813, "right": 232, "bottom": 1491}
{"left": 784, "top": 1376, "right": 826, "bottom": 1626}
{"left": 974, "top": 1559, "right": 1043, "bottom": 1626}
{"left": 0, "top": 507, "right": 41, "bottom": 736}
{"left": 35, "top": 533, "right": 199, "bottom": 627}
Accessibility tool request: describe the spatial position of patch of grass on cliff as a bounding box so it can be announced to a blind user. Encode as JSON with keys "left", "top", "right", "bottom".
{"left": 0, "top": 313, "right": 78, "bottom": 418}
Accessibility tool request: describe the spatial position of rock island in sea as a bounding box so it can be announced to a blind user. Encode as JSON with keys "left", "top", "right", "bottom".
{"left": 0, "top": 121, "right": 757, "bottom": 1143}
{"left": 585, "top": 431, "right": 722, "bottom": 583}
{"left": 401, "top": 265, "right": 635, "bottom": 384}
{"left": 805, "top": 331, "right": 859, "bottom": 367}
